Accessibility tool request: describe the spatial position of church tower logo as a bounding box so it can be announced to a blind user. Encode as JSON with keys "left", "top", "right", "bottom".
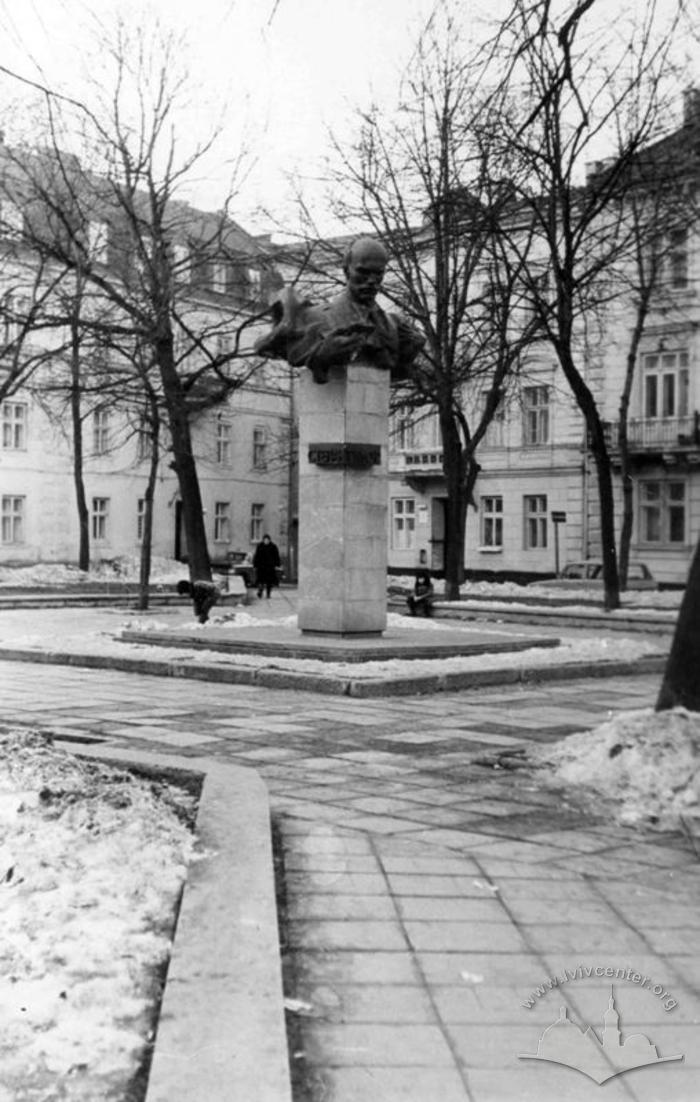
{"left": 519, "top": 988, "right": 683, "bottom": 1084}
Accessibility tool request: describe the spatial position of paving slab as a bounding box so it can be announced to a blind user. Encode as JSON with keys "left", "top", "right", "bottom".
{"left": 4, "top": 655, "right": 700, "bottom": 1101}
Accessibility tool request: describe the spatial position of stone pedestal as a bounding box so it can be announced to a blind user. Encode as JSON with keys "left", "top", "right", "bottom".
{"left": 297, "top": 362, "right": 389, "bottom": 635}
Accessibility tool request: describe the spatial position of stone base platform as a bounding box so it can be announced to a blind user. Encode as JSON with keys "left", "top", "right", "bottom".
{"left": 121, "top": 623, "right": 560, "bottom": 663}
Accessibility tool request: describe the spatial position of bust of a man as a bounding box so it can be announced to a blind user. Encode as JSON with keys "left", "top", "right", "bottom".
{"left": 256, "top": 236, "right": 424, "bottom": 384}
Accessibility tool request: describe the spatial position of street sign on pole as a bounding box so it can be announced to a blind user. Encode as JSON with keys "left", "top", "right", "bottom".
{"left": 550, "top": 512, "right": 566, "bottom": 575}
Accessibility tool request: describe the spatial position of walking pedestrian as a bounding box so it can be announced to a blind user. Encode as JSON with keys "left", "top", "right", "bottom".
{"left": 253, "top": 534, "right": 281, "bottom": 598}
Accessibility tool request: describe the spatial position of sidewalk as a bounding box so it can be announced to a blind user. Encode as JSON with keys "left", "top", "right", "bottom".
{"left": 2, "top": 652, "right": 699, "bottom": 1102}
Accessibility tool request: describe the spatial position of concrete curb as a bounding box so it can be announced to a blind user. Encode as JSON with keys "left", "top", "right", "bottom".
{"left": 0, "top": 644, "right": 668, "bottom": 696}
{"left": 56, "top": 744, "right": 292, "bottom": 1102}
{"left": 405, "top": 601, "right": 677, "bottom": 634}
{"left": 0, "top": 594, "right": 246, "bottom": 610}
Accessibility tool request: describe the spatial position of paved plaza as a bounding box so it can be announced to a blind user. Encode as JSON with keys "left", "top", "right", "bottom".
{"left": 1, "top": 638, "right": 699, "bottom": 1102}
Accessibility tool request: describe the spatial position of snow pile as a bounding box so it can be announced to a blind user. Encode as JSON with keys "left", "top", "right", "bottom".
{"left": 0, "top": 556, "right": 187, "bottom": 589}
{"left": 530, "top": 708, "right": 700, "bottom": 828}
{"left": 0, "top": 727, "right": 196, "bottom": 1098}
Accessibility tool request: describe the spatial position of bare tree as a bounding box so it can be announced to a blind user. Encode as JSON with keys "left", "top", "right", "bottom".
{"left": 612, "top": 152, "right": 691, "bottom": 589}
{"left": 312, "top": 16, "right": 541, "bottom": 598}
{"left": 489, "top": 0, "right": 684, "bottom": 609}
{"left": 0, "top": 19, "right": 272, "bottom": 581}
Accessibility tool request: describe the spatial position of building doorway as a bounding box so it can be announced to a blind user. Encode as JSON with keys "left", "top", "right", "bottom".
{"left": 429, "top": 497, "right": 446, "bottom": 573}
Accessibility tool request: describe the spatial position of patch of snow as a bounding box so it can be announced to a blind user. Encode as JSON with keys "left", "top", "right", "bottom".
{"left": 530, "top": 707, "right": 700, "bottom": 829}
{"left": 0, "top": 556, "right": 187, "bottom": 588}
{"left": 103, "top": 631, "right": 662, "bottom": 682}
{"left": 0, "top": 727, "right": 196, "bottom": 1097}
{"left": 389, "top": 575, "right": 683, "bottom": 610}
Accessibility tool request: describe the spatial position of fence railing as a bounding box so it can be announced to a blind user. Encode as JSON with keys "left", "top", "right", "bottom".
{"left": 602, "top": 415, "right": 699, "bottom": 450}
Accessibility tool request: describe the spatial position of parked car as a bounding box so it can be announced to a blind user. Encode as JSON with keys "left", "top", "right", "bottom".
{"left": 531, "top": 560, "right": 658, "bottom": 590}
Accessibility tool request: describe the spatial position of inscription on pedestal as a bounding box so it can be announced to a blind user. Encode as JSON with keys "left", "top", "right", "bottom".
{"left": 308, "top": 442, "right": 381, "bottom": 469}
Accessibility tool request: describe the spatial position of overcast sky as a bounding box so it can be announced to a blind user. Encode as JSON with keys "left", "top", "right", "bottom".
{"left": 0, "top": 0, "right": 695, "bottom": 238}
{"left": 0, "top": 0, "right": 454, "bottom": 234}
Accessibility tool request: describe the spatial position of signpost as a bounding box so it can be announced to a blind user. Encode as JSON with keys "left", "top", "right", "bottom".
{"left": 551, "top": 511, "right": 567, "bottom": 577}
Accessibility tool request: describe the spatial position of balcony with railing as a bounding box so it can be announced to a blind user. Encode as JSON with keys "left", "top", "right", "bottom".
{"left": 391, "top": 448, "right": 444, "bottom": 479}
{"left": 602, "top": 413, "right": 700, "bottom": 455}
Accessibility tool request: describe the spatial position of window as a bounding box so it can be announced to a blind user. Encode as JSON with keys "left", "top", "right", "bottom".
{"left": 641, "top": 351, "right": 689, "bottom": 419}
{"left": 217, "top": 420, "right": 232, "bottom": 466}
{"left": 523, "top": 386, "right": 550, "bottom": 446}
{"left": 1, "top": 495, "right": 24, "bottom": 543}
{"left": 93, "top": 410, "right": 110, "bottom": 455}
{"left": 248, "top": 267, "right": 262, "bottom": 299}
{"left": 250, "top": 503, "right": 264, "bottom": 543}
{"left": 2, "top": 401, "right": 27, "bottom": 449}
{"left": 639, "top": 480, "right": 686, "bottom": 544}
{"left": 91, "top": 497, "right": 109, "bottom": 541}
{"left": 524, "top": 495, "right": 547, "bottom": 549}
{"left": 136, "top": 499, "right": 145, "bottom": 541}
{"left": 481, "top": 391, "right": 505, "bottom": 447}
{"left": 212, "top": 262, "right": 229, "bottom": 294}
{"left": 668, "top": 228, "right": 688, "bottom": 289}
{"left": 392, "top": 498, "right": 416, "bottom": 550}
{"left": 172, "top": 242, "right": 190, "bottom": 283}
{"left": 396, "top": 416, "right": 417, "bottom": 450}
{"left": 137, "top": 420, "right": 153, "bottom": 461}
{"left": 214, "top": 501, "right": 231, "bottom": 543}
{"left": 525, "top": 268, "right": 550, "bottom": 320}
{"left": 88, "top": 221, "right": 109, "bottom": 263}
{"left": 3, "top": 294, "right": 29, "bottom": 344}
{"left": 423, "top": 411, "right": 441, "bottom": 448}
{"left": 480, "top": 496, "right": 503, "bottom": 548}
{"left": 253, "top": 426, "right": 267, "bottom": 469}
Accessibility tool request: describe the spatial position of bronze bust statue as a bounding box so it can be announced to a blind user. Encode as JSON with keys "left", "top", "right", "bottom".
{"left": 255, "top": 236, "right": 424, "bottom": 383}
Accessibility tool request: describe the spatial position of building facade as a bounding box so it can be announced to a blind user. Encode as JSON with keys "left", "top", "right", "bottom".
{"left": 0, "top": 169, "right": 293, "bottom": 573}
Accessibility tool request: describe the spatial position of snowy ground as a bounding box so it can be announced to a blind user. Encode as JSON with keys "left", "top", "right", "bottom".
{"left": 112, "top": 610, "right": 665, "bottom": 681}
{"left": 0, "top": 727, "right": 196, "bottom": 1100}
{"left": 0, "top": 560, "right": 672, "bottom": 680}
{"left": 530, "top": 708, "right": 700, "bottom": 831}
{"left": 0, "top": 559, "right": 683, "bottom": 610}
{"left": 0, "top": 601, "right": 666, "bottom": 683}
{"left": 391, "top": 574, "right": 684, "bottom": 609}
{"left": 0, "top": 557, "right": 187, "bottom": 589}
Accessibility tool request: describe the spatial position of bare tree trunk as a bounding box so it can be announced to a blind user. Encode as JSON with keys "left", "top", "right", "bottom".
{"left": 138, "top": 408, "right": 160, "bottom": 611}
{"left": 618, "top": 293, "right": 651, "bottom": 591}
{"left": 156, "top": 334, "right": 211, "bottom": 580}
{"left": 657, "top": 537, "right": 700, "bottom": 712}
{"left": 69, "top": 318, "right": 89, "bottom": 572}
{"left": 558, "top": 346, "right": 620, "bottom": 610}
{"left": 618, "top": 449, "right": 634, "bottom": 592}
{"left": 591, "top": 442, "right": 620, "bottom": 612}
{"left": 440, "top": 415, "right": 468, "bottom": 600}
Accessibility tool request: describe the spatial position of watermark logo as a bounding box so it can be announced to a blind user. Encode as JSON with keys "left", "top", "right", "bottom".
{"left": 519, "top": 970, "right": 683, "bottom": 1085}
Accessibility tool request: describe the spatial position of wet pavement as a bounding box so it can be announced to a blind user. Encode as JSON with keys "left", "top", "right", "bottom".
{"left": 0, "top": 602, "right": 697, "bottom": 1101}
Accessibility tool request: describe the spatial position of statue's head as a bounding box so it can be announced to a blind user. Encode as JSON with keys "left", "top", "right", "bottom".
{"left": 343, "top": 236, "right": 388, "bottom": 306}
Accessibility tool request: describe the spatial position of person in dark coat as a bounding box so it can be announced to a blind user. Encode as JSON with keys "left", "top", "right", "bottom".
{"left": 407, "top": 571, "right": 435, "bottom": 617}
{"left": 176, "top": 578, "right": 219, "bottom": 623}
{"left": 253, "top": 534, "right": 281, "bottom": 598}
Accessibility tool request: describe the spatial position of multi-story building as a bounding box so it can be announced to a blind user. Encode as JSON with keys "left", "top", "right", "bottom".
{"left": 0, "top": 167, "right": 293, "bottom": 573}
{"left": 388, "top": 100, "right": 700, "bottom": 588}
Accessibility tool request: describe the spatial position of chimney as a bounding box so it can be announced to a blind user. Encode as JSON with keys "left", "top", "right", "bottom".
{"left": 683, "top": 87, "right": 700, "bottom": 127}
